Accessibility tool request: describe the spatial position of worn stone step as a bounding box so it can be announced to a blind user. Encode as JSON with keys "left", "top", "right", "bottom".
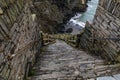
{"left": 97, "top": 76, "right": 116, "bottom": 80}
{"left": 29, "top": 40, "right": 120, "bottom": 80}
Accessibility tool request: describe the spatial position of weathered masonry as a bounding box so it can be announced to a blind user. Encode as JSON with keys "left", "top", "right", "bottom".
{"left": 80, "top": 0, "right": 120, "bottom": 62}
{"left": 0, "top": 0, "right": 42, "bottom": 80}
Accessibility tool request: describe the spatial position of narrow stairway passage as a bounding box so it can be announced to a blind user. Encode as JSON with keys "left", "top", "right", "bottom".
{"left": 29, "top": 40, "right": 120, "bottom": 80}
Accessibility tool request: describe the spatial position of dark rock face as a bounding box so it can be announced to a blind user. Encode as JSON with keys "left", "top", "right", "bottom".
{"left": 66, "top": 28, "right": 73, "bottom": 33}
{"left": 80, "top": 0, "right": 120, "bottom": 62}
{"left": 34, "top": 0, "right": 88, "bottom": 33}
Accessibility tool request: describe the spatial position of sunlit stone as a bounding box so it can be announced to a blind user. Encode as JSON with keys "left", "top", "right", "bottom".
{"left": 0, "top": 7, "right": 3, "bottom": 15}
{"left": 31, "top": 14, "right": 36, "bottom": 21}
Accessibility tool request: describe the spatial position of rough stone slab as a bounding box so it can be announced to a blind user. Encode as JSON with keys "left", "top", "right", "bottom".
{"left": 113, "top": 74, "right": 120, "bottom": 80}
{"left": 97, "top": 76, "right": 116, "bottom": 80}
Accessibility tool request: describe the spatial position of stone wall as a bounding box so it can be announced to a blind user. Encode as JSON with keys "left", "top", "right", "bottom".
{"left": 80, "top": 0, "right": 120, "bottom": 62}
{"left": 0, "top": 0, "right": 42, "bottom": 80}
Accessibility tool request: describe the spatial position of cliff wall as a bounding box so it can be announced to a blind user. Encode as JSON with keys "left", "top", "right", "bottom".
{"left": 34, "top": 0, "right": 88, "bottom": 33}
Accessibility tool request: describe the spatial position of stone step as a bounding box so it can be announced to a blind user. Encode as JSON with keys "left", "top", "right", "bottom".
{"left": 29, "top": 40, "right": 120, "bottom": 80}
{"left": 97, "top": 76, "right": 116, "bottom": 80}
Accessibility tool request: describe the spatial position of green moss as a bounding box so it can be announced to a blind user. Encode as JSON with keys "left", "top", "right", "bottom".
{"left": 28, "top": 69, "right": 35, "bottom": 77}
{"left": 40, "top": 48, "right": 45, "bottom": 52}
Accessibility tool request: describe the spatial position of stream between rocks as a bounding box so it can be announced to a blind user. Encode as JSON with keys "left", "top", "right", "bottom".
{"left": 65, "top": 0, "right": 99, "bottom": 35}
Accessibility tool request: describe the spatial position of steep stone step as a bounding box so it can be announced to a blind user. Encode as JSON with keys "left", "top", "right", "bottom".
{"left": 29, "top": 40, "right": 120, "bottom": 80}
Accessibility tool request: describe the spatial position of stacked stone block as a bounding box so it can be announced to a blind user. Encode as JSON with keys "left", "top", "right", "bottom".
{"left": 0, "top": 0, "right": 42, "bottom": 80}
{"left": 80, "top": 0, "right": 120, "bottom": 62}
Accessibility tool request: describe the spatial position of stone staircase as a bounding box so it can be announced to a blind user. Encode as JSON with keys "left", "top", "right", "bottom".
{"left": 28, "top": 40, "right": 120, "bottom": 80}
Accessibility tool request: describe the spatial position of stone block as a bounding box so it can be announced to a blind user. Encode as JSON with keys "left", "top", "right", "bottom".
{"left": 97, "top": 76, "right": 116, "bottom": 80}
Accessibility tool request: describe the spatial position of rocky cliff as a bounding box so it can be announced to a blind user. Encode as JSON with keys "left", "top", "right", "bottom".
{"left": 80, "top": 0, "right": 120, "bottom": 62}
{"left": 34, "top": 0, "right": 88, "bottom": 33}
